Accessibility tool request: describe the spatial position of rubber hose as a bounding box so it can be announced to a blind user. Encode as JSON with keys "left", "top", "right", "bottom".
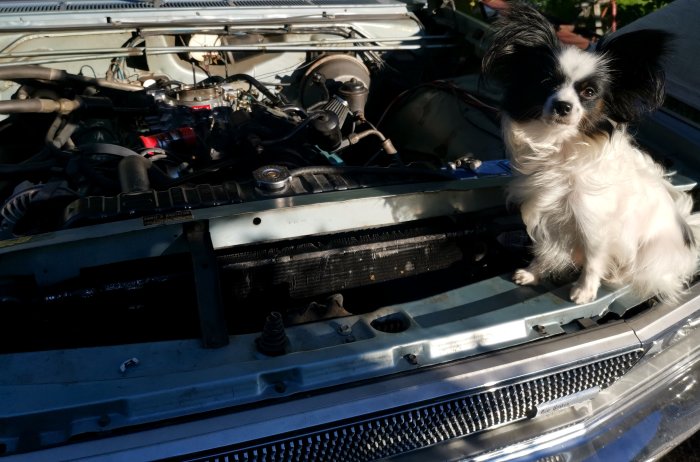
{"left": 223, "top": 74, "right": 284, "bottom": 106}
{"left": 0, "top": 160, "right": 57, "bottom": 177}
{"left": 118, "top": 155, "right": 152, "bottom": 193}
{"left": 0, "top": 64, "right": 141, "bottom": 92}
{"left": 0, "top": 65, "right": 67, "bottom": 82}
{"left": 0, "top": 98, "right": 81, "bottom": 114}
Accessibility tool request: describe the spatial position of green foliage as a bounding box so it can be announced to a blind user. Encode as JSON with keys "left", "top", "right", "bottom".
{"left": 531, "top": 0, "right": 674, "bottom": 30}
{"left": 616, "top": 0, "right": 674, "bottom": 27}
{"left": 531, "top": 0, "right": 580, "bottom": 23}
{"left": 459, "top": 0, "right": 674, "bottom": 32}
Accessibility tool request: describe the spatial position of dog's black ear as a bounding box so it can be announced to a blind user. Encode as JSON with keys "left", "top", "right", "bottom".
{"left": 481, "top": 1, "right": 559, "bottom": 81}
{"left": 596, "top": 29, "right": 673, "bottom": 123}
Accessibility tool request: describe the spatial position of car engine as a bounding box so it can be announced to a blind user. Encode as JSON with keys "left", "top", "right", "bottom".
{"left": 0, "top": 52, "right": 424, "bottom": 236}
{"left": 0, "top": 21, "right": 514, "bottom": 351}
{"left": 0, "top": 10, "right": 507, "bottom": 234}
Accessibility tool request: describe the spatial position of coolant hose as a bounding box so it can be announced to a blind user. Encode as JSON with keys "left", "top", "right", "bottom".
{"left": 0, "top": 65, "right": 68, "bottom": 82}
{"left": 0, "top": 64, "right": 142, "bottom": 91}
{"left": 80, "top": 144, "right": 170, "bottom": 190}
{"left": 118, "top": 155, "right": 152, "bottom": 193}
{"left": 0, "top": 159, "right": 57, "bottom": 177}
{"left": 0, "top": 98, "right": 81, "bottom": 114}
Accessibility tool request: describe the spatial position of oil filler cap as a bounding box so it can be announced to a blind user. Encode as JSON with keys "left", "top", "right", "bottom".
{"left": 253, "top": 165, "right": 291, "bottom": 193}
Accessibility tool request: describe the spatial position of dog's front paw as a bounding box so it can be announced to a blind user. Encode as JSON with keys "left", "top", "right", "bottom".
{"left": 513, "top": 268, "right": 538, "bottom": 286}
{"left": 569, "top": 284, "right": 598, "bottom": 304}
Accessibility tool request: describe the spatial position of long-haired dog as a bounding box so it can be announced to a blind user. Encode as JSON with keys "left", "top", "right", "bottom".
{"left": 482, "top": 2, "right": 698, "bottom": 304}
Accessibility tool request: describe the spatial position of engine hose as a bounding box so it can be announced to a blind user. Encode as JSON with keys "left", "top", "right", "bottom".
{"left": 118, "top": 155, "right": 152, "bottom": 193}
{"left": 45, "top": 115, "right": 65, "bottom": 146}
{"left": 79, "top": 143, "right": 144, "bottom": 158}
{"left": 197, "top": 76, "right": 224, "bottom": 86}
{"left": 223, "top": 74, "right": 285, "bottom": 106}
{"left": 347, "top": 128, "right": 398, "bottom": 155}
{"left": 0, "top": 159, "right": 57, "bottom": 177}
{"left": 0, "top": 98, "right": 81, "bottom": 114}
{"left": 51, "top": 119, "right": 79, "bottom": 149}
{"left": 281, "top": 106, "right": 308, "bottom": 117}
{"left": 0, "top": 65, "right": 68, "bottom": 82}
{"left": 0, "top": 64, "right": 142, "bottom": 92}
{"left": 78, "top": 143, "right": 171, "bottom": 187}
{"left": 288, "top": 165, "right": 455, "bottom": 181}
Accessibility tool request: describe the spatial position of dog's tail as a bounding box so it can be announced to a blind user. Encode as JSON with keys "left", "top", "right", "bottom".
{"left": 630, "top": 204, "right": 700, "bottom": 303}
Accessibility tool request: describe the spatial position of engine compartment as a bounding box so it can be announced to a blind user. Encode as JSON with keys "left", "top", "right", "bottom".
{"left": 3, "top": 3, "right": 697, "bottom": 458}
{"left": 0, "top": 11, "right": 518, "bottom": 353}
{"left": 0, "top": 23, "right": 497, "bottom": 238}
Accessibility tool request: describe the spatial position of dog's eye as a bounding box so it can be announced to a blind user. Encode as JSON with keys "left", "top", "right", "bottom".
{"left": 580, "top": 87, "right": 597, "bottom": 99}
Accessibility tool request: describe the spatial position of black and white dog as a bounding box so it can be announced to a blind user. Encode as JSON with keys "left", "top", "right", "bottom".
{"left": 483, "top": 2, "right": 698, "bottom": 303}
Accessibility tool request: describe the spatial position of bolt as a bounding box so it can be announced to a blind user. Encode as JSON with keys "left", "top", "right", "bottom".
{"left": 533, "top": 325, "right": 547, "bottom": 335}
{"left": 312, "top": 72, "right": 324, "bottom": 83}
{"left": 404, "top": 353, "right": 418, "bottom": 365}
{"left": 119, "top": 357, "right": 140, "bottom": 374}
{"left": 337, "top": 324, "right": 352, "bottom": 335}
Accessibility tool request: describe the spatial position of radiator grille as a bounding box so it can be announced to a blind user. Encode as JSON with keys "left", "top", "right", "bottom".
{"left": 219, "top": 228, "right": 468, "bottom": 299}
{"left": 178, "top": 349, "right": 643, "bottom": 462}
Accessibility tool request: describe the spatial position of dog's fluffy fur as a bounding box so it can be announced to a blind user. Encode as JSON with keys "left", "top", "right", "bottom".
{"left": 483, "top": 2, "right": 698, "bottom": 304}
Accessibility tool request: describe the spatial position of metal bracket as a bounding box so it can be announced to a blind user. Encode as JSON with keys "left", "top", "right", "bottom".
{"left": 184, "top": 220, "right": 229, "bottom": 348}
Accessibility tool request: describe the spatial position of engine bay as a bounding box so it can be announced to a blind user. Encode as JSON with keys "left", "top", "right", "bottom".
{"left": 2, "top": 3, "right": 695, "bottom": 457}
{"left": 0, "top": 10, "right": 519, "bottom": 353}
{"left": 0, "top": 23, "right": 501, "bottom": 238}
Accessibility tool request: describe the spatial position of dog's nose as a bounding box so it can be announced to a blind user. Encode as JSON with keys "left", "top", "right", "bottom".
{"left": 553, "top": 101, "right": 573, "bottom": 116}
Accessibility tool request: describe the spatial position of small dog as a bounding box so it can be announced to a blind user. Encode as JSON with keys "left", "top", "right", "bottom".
{"left": 482, "top": 2, "right": 698, "bottom": 304}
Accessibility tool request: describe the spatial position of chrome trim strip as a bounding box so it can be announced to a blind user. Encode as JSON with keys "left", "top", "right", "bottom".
{"left": 626, "top": 282, "right": 700, "bottom": 343}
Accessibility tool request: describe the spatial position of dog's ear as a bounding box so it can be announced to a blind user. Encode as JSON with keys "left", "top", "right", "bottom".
{"left": 481, "top": 2, "right": 559, "bottom": 82}
{"left": 596, "top": 29, "right": 673, "bottom": 123}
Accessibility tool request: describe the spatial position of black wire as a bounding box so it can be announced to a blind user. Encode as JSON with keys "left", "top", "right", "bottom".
{"left": 259, "top": 112, "right": 324, "bottom": 146}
